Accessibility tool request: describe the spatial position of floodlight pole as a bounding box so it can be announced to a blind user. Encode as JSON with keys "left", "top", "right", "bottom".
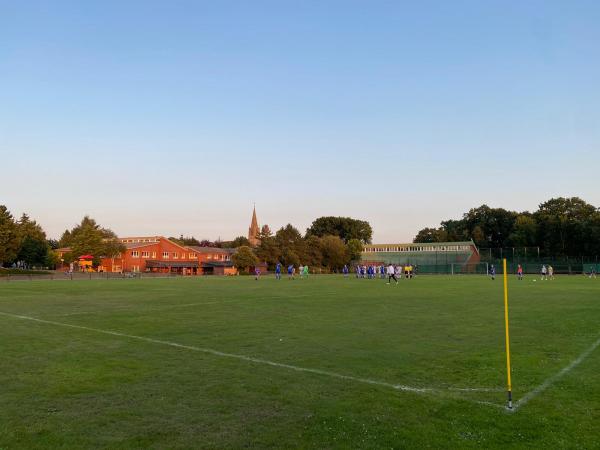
{"left": 503, "top": 258, "right": 513, "bottom": 409}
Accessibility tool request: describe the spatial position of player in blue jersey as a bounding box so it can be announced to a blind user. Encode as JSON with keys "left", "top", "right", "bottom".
{"left": 287, "top": 264, "right": 294, "bottom": 280}
{"left": 275, "top": 262, "right": 282, "bottom": 280}
{"left": 489, "top": 264, "right": 496, "bottom": 280}
{"left": 343, "top": 265, "right": 349, "bottom": 277}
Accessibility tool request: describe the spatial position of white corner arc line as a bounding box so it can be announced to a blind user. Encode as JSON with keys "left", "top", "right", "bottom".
{"left": 512, "top": 335, "right": 600, "bottom": 411}
{"left": 0, "top": 311, "right": 432, "bottom": 395}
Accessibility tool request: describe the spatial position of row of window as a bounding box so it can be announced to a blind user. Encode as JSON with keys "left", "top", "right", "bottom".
{"left": 121, "top": 238, "right": 160, "bottom": 244}
{"left": 128, "top": 251, "right": 231, "bottom": 261}
{"left": 363, "top": 245, "right": 471, "bottom": 253}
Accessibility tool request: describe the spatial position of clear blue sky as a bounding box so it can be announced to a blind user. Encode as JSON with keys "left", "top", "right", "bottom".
{"left": 1, "top": 1, "right": 599, "bottom": 242}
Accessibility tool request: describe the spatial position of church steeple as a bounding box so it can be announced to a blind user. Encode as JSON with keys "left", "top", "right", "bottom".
{"left": 248, "top": 204, "right": 260, "bottom": 246}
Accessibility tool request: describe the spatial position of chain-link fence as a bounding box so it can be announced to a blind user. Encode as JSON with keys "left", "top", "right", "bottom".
{"left": 0, "top": 272, "right": 180, "bottom": 282}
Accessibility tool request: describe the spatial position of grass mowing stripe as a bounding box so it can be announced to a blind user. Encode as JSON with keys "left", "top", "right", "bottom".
{"left": 0, "top": 310, "right": 503, "bottom": 408}
{"left": 512, "top": 334, "right": 600, "bottom": 412}
{"left": 51, "top": 292, "right": 342, "bottom": 317}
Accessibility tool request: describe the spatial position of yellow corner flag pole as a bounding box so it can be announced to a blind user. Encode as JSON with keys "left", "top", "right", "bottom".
{"left": 503, "top": 258, "right": 513, "bottom": 409}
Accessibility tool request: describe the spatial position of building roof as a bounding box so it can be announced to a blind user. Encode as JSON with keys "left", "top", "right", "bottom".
{"left": 123, "top": 242, "right": 156, "bottom": 249}
{"left": 364, "top": 241, "right": 476, "bottom": 248}
{"left": 188, "top": 246, "right": 236, "bottom": 254}
{"left": 202, "top": 261, "right": 235, "bottom": 268}
{"left": 120, "top": 236, "right": 162, "bottom": 242}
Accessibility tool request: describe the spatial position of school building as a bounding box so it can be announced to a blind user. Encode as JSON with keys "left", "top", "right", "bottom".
{"left": 360, "top": 241, "right": 480, "bottom": 269}
{"left": 99, "top": 237, "right": 237, "bottom": 275}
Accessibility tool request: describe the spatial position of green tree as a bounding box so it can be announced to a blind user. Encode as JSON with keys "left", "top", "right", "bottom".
{"left": 534, "top": 197, "right": 598, "bottom": 256}
{"left": 413, "top": 227, "right": 448, "bottom": 243}
{"left": 0, "top": 205, "right": 19, "bottom": 266}
{"left": 231, "top": 246, "right": 258, "bottom": 272}
{"left": 16, "top": 214, "right": 49, "bottom": 266}
{"left": 169, "top": 235, "right": 201, "bottom": 246}
{"left": 306, "top": 217, "right": 372, "bottom": 243}
{"left": 508, "top": 214, "right": 537, "bottom": 247}
{"left": 275, "top": 224, "right": 307, "bottom": 263}
{"left": 304, "top": 235, "right": 323, "bottom": 268}
{"left": 65, "top": 216, "right": 125, "bottom": 266}
{"left": 58, "top": 229, "right": 72, "bottom": 247}
{"left": 320, "top": 235, "right": 349, "bottom": 269}
{"left": 230, "top": 236, "right": 251, "bottom": 248}
{"left": 255, "top": 225, "right": 280, "bottom": 268}
{"left": 346, "top": 238, "right": 364, "bottom": 261}
{"left": 280, "top": 248, "right": 300, "bottom": 268}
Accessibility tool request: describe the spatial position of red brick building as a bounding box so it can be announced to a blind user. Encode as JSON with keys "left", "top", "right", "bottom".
{"left": 98, "top": 236, "right": 237, "bottom": 275}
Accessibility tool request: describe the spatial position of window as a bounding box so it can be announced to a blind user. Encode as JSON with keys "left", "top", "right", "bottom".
{"left": 162, "top": 252, "right": 169, "bottom": 259}
{"left": 207, "top": 254, "right": 213, "bottom": 260}
{"left": 132, "top": 265, "right": 139, "bottom": 272}
{"left": 152, "top": 252, "right": 156, "bottom": 258}
{"left": 141, "top": 251, "right": 149, "bottom": 258}
{"left": 131, "top": 251, "right": 139, "bottom": 258}
{"left": 173, "top": 252, "right": 178, "bottom": 259}
{"left": 189, "top": 253, "right": 196, "bottom": 259}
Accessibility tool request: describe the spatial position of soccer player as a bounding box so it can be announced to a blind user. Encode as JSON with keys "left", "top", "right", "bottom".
{"left": 548, "top": 265, "right": 554, "bottom": 280}
{"left": 590, "top": 267, "right": 597, "bottom": 279}
{"left": 343, "top": 265, "right": 349, "bottom": 277}
{"left": 288, "top": 264, "right": 294, "bottom": 280}
{"left": 517, "top": 264, "right": 523, "bottom": 280}
{"left": 355, "top": 265, "right": 360, "bottom": 278}
{"left": 303, "top": 265, "right": 309, "bottom": 278}
{"left": 386, "top": 263, "right": 398, "bottom": 284}
{"left": 299, "top": 264, "right": 304, "bottom": 278}
{"left": 254, "top": 267, "right": 261, "bottom": 280}
{"left": 489, "top": 264, "right": 496, "bottom": 280}
{"left": 541, "top": 265, "right": 547, "bottom": 281}
{"left": 275, "top": 262, "right": 282, "bottom": 280}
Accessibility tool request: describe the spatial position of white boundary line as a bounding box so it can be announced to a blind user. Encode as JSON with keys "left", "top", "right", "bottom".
{"left": 0, "top": 311, "right": 425, "bottom": 392}
{"left": 512, "top": 335, "right": 600, "bottom": 411}
{"left": 0, "top": 310, "right": 503, "bottom": 407}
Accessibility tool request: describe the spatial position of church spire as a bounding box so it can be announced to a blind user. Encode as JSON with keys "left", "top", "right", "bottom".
{"left": 248, "top": 204, "right": 260, "bottom": 246}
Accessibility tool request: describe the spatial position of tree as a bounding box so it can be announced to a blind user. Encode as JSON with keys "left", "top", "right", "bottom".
{"left": 462, "top": 205, "right": 518, "bottom": 247}
{"left": 63, "top": 216, "right": 125, "bottom": 266}
{"left": 58, "top": 229, "right": 72, "bottom": 247}
{"left": 304, "top": 235, "right": 323, "bottom": 267}
{"left": 16, "top": 214, "right": 49, "bottom": 266}
{"left": 346, "top": 238, "right": 364, "bottom": 261}
{"left": 255, "top": 225, "right": 279, "bottom": 268}
{"left": 280, "top": 248, "right": 300, "bottom": 268}
{"left": 275, "top": 224, "right": 307, "bottom": 263}
{"left": 230, "top": 236, "right": 251, "bottom": 248}
{"left": 414, "top": 227, "right": 448, "bottom": 243}
{"left": 0, "top": 205, "right": 19, "bottom": 266}
{"left": 306, "top": 217, "right": 373, "bottom": 243}
{"left": 231, "top": 246, "right": 258, "bottom": 272}
{"left": 507, "top": 214, "right": 537, "bottom": 247}
{"left": 169, "top": 235, "right": 201, "bottom": 246}
{"left": 320, "top": 235, "right": 349, "bottom": 269}
{"left": 534, "top": 197, "right": 598, "bottom": 256}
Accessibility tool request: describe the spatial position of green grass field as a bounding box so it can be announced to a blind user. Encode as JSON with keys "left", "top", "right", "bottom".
{"left": 0, "top": 275, "right": 598, "bottom": 449}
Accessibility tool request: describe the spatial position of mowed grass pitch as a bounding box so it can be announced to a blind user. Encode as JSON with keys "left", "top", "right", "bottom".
{"left": 0, "top": 275, "right": 598, "bottom": 449}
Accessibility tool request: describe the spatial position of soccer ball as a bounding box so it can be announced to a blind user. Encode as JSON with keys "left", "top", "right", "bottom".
{"left": 533, "top": 279, "right": 537, "bottom": 282}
